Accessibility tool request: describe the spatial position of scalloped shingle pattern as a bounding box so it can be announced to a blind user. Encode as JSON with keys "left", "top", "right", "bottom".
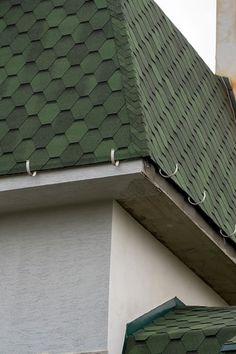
{"left": 0, "top": 0, "right": 145, "bottom": 175}
{"left": 0, "top": 0, "right": 236, "bottom": 241}
{"left": 125, "top": 306, "right": 236, "bottom": 354}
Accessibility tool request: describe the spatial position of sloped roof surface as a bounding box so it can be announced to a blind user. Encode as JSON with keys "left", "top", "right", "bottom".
{"left": 119, "top": 0, "right": 236, "bottom": 239}
{"left": 0, "top": 0, "right": 146, "bottom": 174}
{"left": 0, "top": 0, "right": 235, "bottom": 239}
{"left": 124, "top": 306, "right": 236, "bottom": 354}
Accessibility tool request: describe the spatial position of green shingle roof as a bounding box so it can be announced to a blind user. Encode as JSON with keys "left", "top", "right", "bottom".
{"left": 0, "top": 0, "right": 235, "bottom": 240}
{"left": 124, "top": 303, "right": 236, "bottom": 354}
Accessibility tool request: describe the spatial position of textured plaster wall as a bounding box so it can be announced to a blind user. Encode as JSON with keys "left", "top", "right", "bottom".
{"left": 0, "top": 199, "right": 227, "bottom": 354}
{"left": 108, "top": 202, "right": 227, "bottom": 354}
{"left": 0, "top": 202, "right": 112, "bottom": 354}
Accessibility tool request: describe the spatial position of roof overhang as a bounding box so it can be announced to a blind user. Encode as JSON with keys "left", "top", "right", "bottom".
{"left": 0, "top": 159, "right": 236, "bottom": 304}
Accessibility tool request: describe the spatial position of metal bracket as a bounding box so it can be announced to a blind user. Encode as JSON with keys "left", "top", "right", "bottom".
{"left": 220, "top": 225, "right": 236, "bottom": 239}
{"left": 111, "top": 149, "right": 119, "bottom": 167}
{"left": 159, "top": 163, "right": 178, "bottom": 178}
{"left": 26, "top": 160, "right": 37, "bottom": 177}
{"left": 188, "top": 190, "right": 206, "bottom": 206}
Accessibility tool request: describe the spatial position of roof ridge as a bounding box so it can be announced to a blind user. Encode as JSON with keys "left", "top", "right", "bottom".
{"left": 107, "top": 0, "right": 148, "bottom": 156}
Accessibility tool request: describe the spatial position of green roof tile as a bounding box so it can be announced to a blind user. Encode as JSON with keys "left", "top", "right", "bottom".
{"left": 0, "top": 0, "right": 235, "bottom": 241}
{"left": 50, "top": 57, "right": 70, "bottom": 79}
{"left": 90, "top": 9, "right": 110, "bottom": 30}
{"left": 0, "top": 76, "right": 20, "bottom": 97}
{"left": 125, "top": 305, "right": 236, "bottom": 354}
{"left": 62, "top": 66, "right": 83, "bottom": 87}
{"left": 31, "top": 71, "right": 51, "bottom": 92}
{"left": 11, "top": 33, "right": 30, "bottom": 54}
{"left": 25, "top": 93, "right": 46, "bottom": 115}
{"left": 52, "top": 111, "right": 74, "bottom": 134}
{"left": 18, "top": 63, "right": 38, "bottom": 84}
{"left": 58, "top": 14, "right": 78, "bottom": 34}
{"left": 41, "top": 27, "right": 61, "bottom": 48}
{"left": 36, "top": 49, "right": 56, "bottom": 71}
{"left": 68, "top": 43, "right": 89, "bottom": 65}
{"left": 28, "top": 21, "right": 49, "bottom": 41}
{"left": 19, "top": 117, "right": 41, "bottom": 139}
{"left": 47, "top": 135, "right": 68, "bottom": 157}
{"left": 81, "top": 52, "right": 102, "bottom": 74}
{"left": 34, "top": 125, "right": 54, "bottom": 148}
{"left": 0, "top": 121, "right": 8, "bottom": 140}
{"left": 4, "top": 5, "right": 23, "bottom": 25}
{"left": 72, "top": 22, "right": 93, "bottom": 43}
{"left": 61, "top": 143, "right": 83, "bottom": 165}
{"left": 54, "top": 35, "right": 74, "bottom": 57}
{"left": 30, "top": 148, "right": 50, "bottom": 169}
{"left": 16, "top": 13, "right": 36, "bottom": 33}
{"left": 71, "top": 97, "right": 93, "bottom": 119}
{"left": 0, "top": 47, "right": 12, "bottom": 66}
{"left": 0, "top": 130, "right": 21, "bottom": 153}
{"left": 5, "top": 55, "right": 25, "bottom": 75}
{"left": 6, "top": 106, "right": 27, "bottom": 130}
{"left": 65, "top": 121, "right": 88, "bottom": 142}
{"left": 38, "top": 103, "right": 60, "bottom": 124}
{"left": 46, "top": 8, "right": 67, "bottom": 28}
{"left": 13, "top": 140, "right": 35, "bottom": 162}
{"left": 86, "top": 106, "right": 106, "bottom": 128}
{"left": 85, "top": 30, "right": 106, "bottom": 51}
{"left": 23, "top": 41, "right": 44, "bottom": 62}
{"left": 57, "top": 88, "right": 78, "bottom": 110}
{"left": 33, "top": 1, "right": 54, "bottom": 20}
{"left": 12, "top": 84, "right": 33, "bottom": 106}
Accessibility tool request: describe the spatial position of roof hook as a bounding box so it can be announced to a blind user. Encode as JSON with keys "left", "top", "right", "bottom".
{"left": 188, "top": 190, "right": 206, "bottom": 206}
{"left": 26, "top": 160, "right": 37, "bottom": 177}
{"left": 111, "top": 149, "right": 119, "bottom": 167}
{"left": 159, "top": 163, "right": 178, "bottom": 178}
{"left": 220, "top": 225, "right": 236, "bottom": 239}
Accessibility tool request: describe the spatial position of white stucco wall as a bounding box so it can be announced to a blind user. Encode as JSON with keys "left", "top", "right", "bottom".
{"left": 0, "top": 198, "right": 227, "bottom": 354}
{"left": 108, "top": 202, "right": 226, "bottom": 354}
{"left": 0, "top": 202, "right": 112, "bottom": 354}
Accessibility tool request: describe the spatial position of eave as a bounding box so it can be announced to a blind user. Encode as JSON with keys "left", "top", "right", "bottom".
{"left": 0, "top": 159, "right": 236, "bottom": 304}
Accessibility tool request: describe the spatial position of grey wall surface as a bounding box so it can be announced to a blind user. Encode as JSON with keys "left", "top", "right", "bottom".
{"left": 0, "top": 201, "right": 112, "bottom": 354}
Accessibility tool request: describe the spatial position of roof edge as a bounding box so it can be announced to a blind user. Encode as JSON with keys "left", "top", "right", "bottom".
{"left": 126, "top": 297, "right": 184, "bottom": 337}
{"left": 222, "top": 343, "right": 236, "bottom": 352}
{"left": 122, "top": 298, "right": 185, "bottom": 354}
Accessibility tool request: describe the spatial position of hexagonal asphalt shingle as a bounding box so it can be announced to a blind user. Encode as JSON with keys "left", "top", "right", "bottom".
{"left": 125, "top": 306, "right": 236, "bottom": 354}
{"left": 0, "top": 0, "right": 134, "bottom": 177}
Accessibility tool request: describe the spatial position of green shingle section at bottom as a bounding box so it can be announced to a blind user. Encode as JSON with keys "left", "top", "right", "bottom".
{"left": 124, "top": 305, "right": 236, "bottom": 354}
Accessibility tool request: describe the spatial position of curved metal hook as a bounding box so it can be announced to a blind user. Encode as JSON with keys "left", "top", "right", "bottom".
{"left": 111, "top": 149, "right": 119, "bottom": 167}
{"left": 159, "top": 163, "right": 178, "bottom": 178}
{"left": 188, "top": 190, "right": 206, "bottom": 206}
{"left": 26, "top": 160, "right": 37, "bottom": 177}
{"left": 220, "top": 225, "right": 236, "bottom": 239}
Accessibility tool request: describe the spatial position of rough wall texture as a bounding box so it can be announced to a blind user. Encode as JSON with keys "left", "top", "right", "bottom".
{"left": 0, "top": 202, "right": 112, "bottom": 354}
{"left": 108, "top": 202, "right": 226, "bottom": 354}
